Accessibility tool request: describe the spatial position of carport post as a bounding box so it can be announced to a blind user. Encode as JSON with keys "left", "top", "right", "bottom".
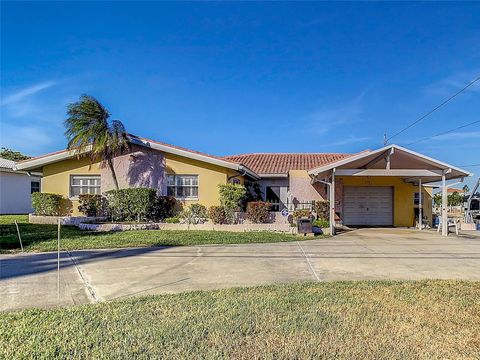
{"left": 330, "top": 169, "right": 336, "bottom": 235}
{"left": 441, "top": 173, "right": 448, "bottom": 236}
{"left": 418, "top": 178, "right": 422, "bottom": 230}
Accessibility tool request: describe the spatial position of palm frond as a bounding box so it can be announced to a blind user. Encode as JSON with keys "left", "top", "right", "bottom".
{"left": 64, "top": 95, "right": 129, "bottom": 162}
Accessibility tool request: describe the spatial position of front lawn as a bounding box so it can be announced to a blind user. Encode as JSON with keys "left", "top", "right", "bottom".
{"left": 0, "top": 215, "right": 302, "bottom": 253}
{"left": 1, "top": 281, "right": 479, "bottom": 359}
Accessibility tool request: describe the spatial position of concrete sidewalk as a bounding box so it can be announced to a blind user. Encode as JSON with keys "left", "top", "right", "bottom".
{"left": 1, "top": 228, "right": 480, "bottom": 311}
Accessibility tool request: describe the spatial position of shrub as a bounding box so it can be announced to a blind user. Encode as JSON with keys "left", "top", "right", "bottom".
{"left": 180, "top": 203, "right": 208, "bottom": 225}
{"left": 313, "top": 219, "right": 329, "bottom": 228}
{"left": 218, "top": 183, "right": 247, "bottom": 223}
{"left": 31, "top": 193, "right": 62, "bottom": 216}
{"left": 292, "top": 209, "right": 312, "bottom": 222}
{"left": 155, "top": 195, "right": 177, "bottom": 220}
{"left": 315, "top": 201, "right": 329, "bottom": 220}
{"left": 164, "top": 217, "right": 180, "bottom": 223}
{"left": 106, "top": 188, "right": 157, "bottom": 222}
{"left": 78, "top": 194, "right": 105, "bottom": 217}
{"left": 246, "top": 201, "right": 271, "bottom": 223}
{"left": 209, "top": 206, "right": 227, "bottom": 224}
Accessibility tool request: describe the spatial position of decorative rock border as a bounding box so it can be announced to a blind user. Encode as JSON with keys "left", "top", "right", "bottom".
{"left": 28, "top": 214, "right": 308, "bottom": 234}
{"left": 29, "top": 214, "right": 107, "bottom": 226}
{"left": 78, "top": 222, "right": 161, "bottom": 232}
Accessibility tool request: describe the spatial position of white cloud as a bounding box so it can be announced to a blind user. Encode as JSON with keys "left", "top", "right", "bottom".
{"left": 301, "top": 92, "right": 366, "bottom": 136}
{"left": 1, "top": 81, "right": 56, "bottom": 106}
{"left": 431, "top": 131, "right": 480, "bottom": 141}
{"left": 325, "top": 136, "right": 371, "bottom": 146}
{"left": 0, "top": 124, "right": 54, "bottom": 155}
{"left": 424, "top": 69, "right": 480, "bottom": 97}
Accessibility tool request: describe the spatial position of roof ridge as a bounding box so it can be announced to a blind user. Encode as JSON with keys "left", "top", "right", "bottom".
{"left": 225, "top": 152, "right": 353, "bottom": 157}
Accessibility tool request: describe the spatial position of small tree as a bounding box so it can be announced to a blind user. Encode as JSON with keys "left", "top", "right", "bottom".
{"left": 0, "top": 147, "right": 30, "bottom": 161}
{"left": 448, "top": 191, "right": 463, "bottom": 207}
{"left": 218, "top": 183, "right": 246, "bottom": 224}
{"left": 433, "top": 193, "right": 442, "bottom": 207}
{"left": 180, "top": 204, "right": 208, "bottom": 229}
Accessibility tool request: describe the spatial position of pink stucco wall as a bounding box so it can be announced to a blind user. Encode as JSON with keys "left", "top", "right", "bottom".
{"left": 288, "top": 170, "right": 327, "bottom": 202}
{"left": 100, "top": 146, "right": 167, "bottom": 193}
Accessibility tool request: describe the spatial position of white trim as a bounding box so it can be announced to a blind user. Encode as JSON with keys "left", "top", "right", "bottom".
{"left": 14, "top": 137, "right": 260, "bottom": 180}
{"left": 335, "top": 169, "right": 444, "bottom": 177}
{"left": 15, "top": 146, "right": 93, "bottom": 171}
{"left": 308, "top": 144, "right": 471, "bottom": 177}
{"left": 0, "top": 167, "right": 42, "bottom": 176}
{"left": 258, "top": 173, "right": 289, "bottom": 178}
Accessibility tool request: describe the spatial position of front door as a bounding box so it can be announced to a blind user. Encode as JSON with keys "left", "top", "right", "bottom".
{"left": 266, "top": 186, "right": 287, "bottom": 211}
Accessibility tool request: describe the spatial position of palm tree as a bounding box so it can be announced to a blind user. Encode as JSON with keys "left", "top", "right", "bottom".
{"left": 463, "top": 184, "right": 470, "bottom": 194}
{"left": 64, "top": 95, "right": 129, "bottom": 190}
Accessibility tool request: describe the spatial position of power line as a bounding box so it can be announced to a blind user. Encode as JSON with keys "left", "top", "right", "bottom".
{"left": 385, "top": 75, "right": 480, "bottom": 144}
{"left": 405, "top": 119, "right": 480, "bottom": 146}
{"left": 459, "top": 164, "right": 480, "bottom": 167}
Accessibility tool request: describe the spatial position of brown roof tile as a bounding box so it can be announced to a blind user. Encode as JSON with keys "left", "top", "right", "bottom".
{"left": 223, "top": 153, "right": 353, "bottom": 174}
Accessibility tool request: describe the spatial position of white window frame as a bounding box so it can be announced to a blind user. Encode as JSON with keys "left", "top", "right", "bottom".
{"left": 70, "top": 175, "right": 101, "bottom": 199}
{"left": 167, "top": 174, "right": 199, "bottom": 200}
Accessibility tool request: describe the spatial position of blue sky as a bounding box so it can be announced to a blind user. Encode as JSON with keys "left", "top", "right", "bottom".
{"left": 1, "top": 2, "right": 479, "bottom": 184}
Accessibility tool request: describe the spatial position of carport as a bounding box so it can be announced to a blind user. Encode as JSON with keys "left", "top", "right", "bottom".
{"left": 308, "top": 144, "right": 471, "bottom": 236}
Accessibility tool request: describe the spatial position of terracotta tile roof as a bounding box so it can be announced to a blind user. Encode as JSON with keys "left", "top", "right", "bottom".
{"left": 447, "top": 188, "right": 464, "bottom": 193}
{"left": 223, "top": 153, "right": 353, "bottom": 174}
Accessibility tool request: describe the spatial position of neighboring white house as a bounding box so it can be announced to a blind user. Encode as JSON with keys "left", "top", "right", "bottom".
{"left": 0, "top": 157, "right": 42, "bottom": 214}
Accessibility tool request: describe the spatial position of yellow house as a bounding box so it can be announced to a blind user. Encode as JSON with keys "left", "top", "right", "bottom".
{"left": 16, "top": 136, "right": 469, "bottom": 233}
{"left": 16, "top": 135, "right": 258, "bottom": 215}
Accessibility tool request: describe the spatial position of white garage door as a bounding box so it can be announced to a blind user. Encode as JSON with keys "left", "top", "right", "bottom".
{"left": 343, "top": 186, "right": 393, "bottom": 226}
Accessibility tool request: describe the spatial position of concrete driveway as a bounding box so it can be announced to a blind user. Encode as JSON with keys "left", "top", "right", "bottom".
{"left": 1, "top": 228, "right": 479, "bottom": 311}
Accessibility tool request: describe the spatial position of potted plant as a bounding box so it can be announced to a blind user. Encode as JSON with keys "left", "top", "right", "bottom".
{"left": 312, "top": 219, "right": 329, "bottom": 235}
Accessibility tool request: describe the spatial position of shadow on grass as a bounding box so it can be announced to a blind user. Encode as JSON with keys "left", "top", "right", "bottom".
{"left": 0, "top": 246, "right": 169, "bottom": 281}
{"left": 0, "top": 223, "right": 97, "bottom": 251}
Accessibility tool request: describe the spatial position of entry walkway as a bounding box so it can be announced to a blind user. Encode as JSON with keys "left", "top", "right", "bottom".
{"left": 1, "top": 228, "right": 479, "bottom": 311}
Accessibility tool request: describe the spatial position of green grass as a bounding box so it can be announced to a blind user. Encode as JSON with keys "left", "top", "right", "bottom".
{"left": 0, "top": 215, "right": 304, "bottom": 253}
{"left": 1, "top": 281, "right": 479, "bottom": 359}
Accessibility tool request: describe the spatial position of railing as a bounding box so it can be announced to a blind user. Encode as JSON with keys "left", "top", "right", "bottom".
{"left": 266, "top": 200, "right": 316, "bottom": 212}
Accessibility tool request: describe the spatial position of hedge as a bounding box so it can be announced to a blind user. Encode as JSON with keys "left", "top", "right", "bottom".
{"left": 315, "top": 201, "right": 329, "bottom": 221}
{"left": 209, "top": 206, "right": 227, "bottom": 224}
{"left": 78, "top": 194, "right": 105, "bottom": 217}
{"left": 246, "top": 201, "right": 271, "bottom": 223}
{"left": 155, "top": 195, "right": 178, "bottom": 220}
{"left": 31, "top": 193, "right": 63, "bottom": 216}
{"left": 106, "top": 188, "right": 157, "bottom": 222}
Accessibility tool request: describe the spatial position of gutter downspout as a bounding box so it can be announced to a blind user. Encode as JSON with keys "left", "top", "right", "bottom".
{"left": 227, "top": 169, "right": 248, "bottom": 182}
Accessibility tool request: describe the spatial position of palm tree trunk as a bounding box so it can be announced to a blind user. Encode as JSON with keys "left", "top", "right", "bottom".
{"left": 107, "top": 158, "right": 120, "bottom": 190}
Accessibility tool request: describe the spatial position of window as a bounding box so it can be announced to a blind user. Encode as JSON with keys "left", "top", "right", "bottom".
{"left": 31, "top": 181, "right": 40, "bottom": 194}
{"left": 70, "top": 175, "right": 101, "bottom": 197}
{"left": 167, "top": 175, "right": 198, "bottom": 199}
{"left": 414, "top": 192, "right": 424, "bottom": 205}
